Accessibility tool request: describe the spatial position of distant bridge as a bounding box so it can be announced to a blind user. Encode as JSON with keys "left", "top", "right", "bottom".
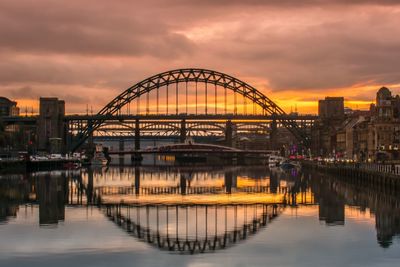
{"left": 107, "top": 142, "right": 273, "bottom": 156}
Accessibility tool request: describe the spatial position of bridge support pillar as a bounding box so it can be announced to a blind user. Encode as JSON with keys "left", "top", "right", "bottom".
{"left": 180, "top": 119, "right": 186, "bottom": 143}
{"left": 270, "top": 119, "right": 277, "bottom": 150}
{"left": 88, "top": 119, "right": 94, "bottom": 147}
{"left": 225, "top": 120, "right": 233, "bottom": 147}
{"left": 135, "top": 119, "right": 140, "bottom": 150}
{"left": 132, "top": 119, "right": 143, "bottom": 163}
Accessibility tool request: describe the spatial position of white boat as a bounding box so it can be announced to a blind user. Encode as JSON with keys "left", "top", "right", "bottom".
{"left": 268, "top": 155, "right": 285, "bottom": 167}
{"left": 91, "top": 144, "right": 109, "bottom": 166}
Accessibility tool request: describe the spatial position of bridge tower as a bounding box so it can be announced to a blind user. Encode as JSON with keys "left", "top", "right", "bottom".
{"left": 37, "top": 97, "right": 65, "bottom": 153}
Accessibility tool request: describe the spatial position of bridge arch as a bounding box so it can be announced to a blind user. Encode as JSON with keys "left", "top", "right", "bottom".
{"left": 72, "top": 68, "right": 308, "bottom": 151}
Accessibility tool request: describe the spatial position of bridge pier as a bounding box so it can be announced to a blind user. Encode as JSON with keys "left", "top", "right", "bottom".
{"left": 270, "top": 119, "right": 277, "bottom": 150}
{"left": 87, "top": 119, "right": 94, "bottom": 146}
{"left": 135, "top": 119, "right": 140, "bottom": 150}
{"left": 132, "top": 119, "right": 143, "bottom": 163}
{"left": 180, "top": 119, "right": 186, "bottom": 143}
{"left": 225, "top": 120, "right": 233, "bottom": 147}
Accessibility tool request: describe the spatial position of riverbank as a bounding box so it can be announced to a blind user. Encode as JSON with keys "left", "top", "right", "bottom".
{"left": 303, "top": 161, "right": 400, "bottom": 192}
{"left": 0, "top": 158, "right": 80, "bottom": 173}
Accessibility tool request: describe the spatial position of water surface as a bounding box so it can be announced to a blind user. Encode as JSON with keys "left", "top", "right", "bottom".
{"left": 0, "top": 166, "right": 399, "bottom": 267}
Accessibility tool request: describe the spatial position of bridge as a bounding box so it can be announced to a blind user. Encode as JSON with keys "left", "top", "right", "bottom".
{"left": 65, "top": 68, "right": 315, "bottom": 152}
{"left": 107, "top": 142, "right": 273, "bottom": 156}
{"left": 2, "top": 68, "right": 317, "bottom": 153}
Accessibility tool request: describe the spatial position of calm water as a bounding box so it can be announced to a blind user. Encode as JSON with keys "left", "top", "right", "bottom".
{"left": 0, "top": 165, "right": 399, "bottom": 267}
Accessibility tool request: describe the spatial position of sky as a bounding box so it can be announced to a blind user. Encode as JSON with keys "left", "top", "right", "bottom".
{"left": 1, "top": 0, "right": 400, "bottom": 114}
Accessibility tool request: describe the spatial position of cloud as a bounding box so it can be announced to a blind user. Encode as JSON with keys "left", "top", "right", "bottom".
{"left": 0, "top": 1, "right": 195, "bottom": 58}
{"left": 0, "top": 0, "right": 399, "bottom": 113}
{"left": 6, "top": 86, "right": 36, "bottom": 99}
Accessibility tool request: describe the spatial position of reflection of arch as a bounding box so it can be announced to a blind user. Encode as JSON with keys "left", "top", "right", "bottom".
{"left": 72, "top": 68, "right": 308, "bottom": 151}
{"left": 103, "top": 204, "right": 283, "bottom": 254}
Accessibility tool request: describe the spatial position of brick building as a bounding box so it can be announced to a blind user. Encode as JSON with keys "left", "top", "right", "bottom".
{"left": 0, "top": 97, "right": 19, "bottom": 117}
{"left": 312, "top": 87, "right": 400, "bottom": 162}
{"left": 37, "top": 98, "right": 65, "bottom": 152}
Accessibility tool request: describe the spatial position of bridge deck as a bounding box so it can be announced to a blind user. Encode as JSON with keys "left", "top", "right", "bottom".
{"left": 65, "top": 114, "right": 318, "bottom": 121}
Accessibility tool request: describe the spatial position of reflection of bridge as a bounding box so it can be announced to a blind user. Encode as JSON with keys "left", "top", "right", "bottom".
{"left": 0, "top": 167, "right": 313, "bottom": 254}
{"left": 2, "top": 167, "right": 399, "bottom": 252}
{"left": 79, "top": 166, "right": 313, "bottom": 205}
{"left": 104, "top": 204, "right": 282, "bottom": 254}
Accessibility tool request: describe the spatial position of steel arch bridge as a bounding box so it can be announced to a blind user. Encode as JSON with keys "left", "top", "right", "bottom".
{"left": 68, "top": 68, "right": 311, "bottom": 151}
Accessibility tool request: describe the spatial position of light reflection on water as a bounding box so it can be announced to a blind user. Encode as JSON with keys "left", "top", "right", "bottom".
{"left": 0, "top": 165, "right": 399, "bottom": 267}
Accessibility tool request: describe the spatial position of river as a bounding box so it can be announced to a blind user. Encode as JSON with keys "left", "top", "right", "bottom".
{"left": 0, "top": 165, "right": 399, "bottom": 267}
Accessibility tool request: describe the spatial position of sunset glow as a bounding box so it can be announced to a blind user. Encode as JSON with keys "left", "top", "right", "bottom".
{"left": 1, "top": 1, "right": 400, "bottom": 114}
